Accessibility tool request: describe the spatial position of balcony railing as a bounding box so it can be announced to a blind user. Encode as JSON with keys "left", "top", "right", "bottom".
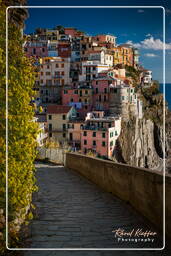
{"left": 53, "top": 75, "right": 63, "bottom": 78}
{"left": 82, "top": 126, "right": 107, "bottom": 131}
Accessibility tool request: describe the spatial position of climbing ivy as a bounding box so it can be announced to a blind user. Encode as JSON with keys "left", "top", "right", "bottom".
{"left": 0, "top": 1, "right": 38, "bottom": 252}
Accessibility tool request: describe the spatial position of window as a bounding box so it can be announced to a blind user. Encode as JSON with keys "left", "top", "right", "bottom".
{"left": 74, "top": 90, "right": 78, "bottom": 94}
{"left": 33, "top": 48, "right": 36, "bottom": 54}
{"left": 115, "top": 131, "right": 118, "bottom": 136}
{"left": 96, "top": 81, "right": 98, "bottom": 85}
{"left": 102, "top": 132, "right": 106, "bottom": 138}
{"left": 93, "top": 140, "right": 96, "bottom": 146}
{"left": 85, "top": 99, "right": 87, "bottom": 103}
{"left": 47, "top": 65, "right": 49, "bottom": 69}
{"left": 42, "top": 48, "right": 45, "bottom": 52}
{"left": 49, "top": 132, "right": 52, "bottom": 137}
{"left": 63, "top": 133, "right": 66, "bottom": 138}
{"left": 41, "top": 72, "right": 43, "bottom": 75}
{"left": 61, "top": 63, "right": 64, "bottom": 68}
{"left": 63, "top": 124, "right": 66, "bottom": 130}
{"left": 62, "top": 71, "right": 64, "bottom": 75}
{"left": 85, "top": 105, "right": 87, "bottom": 110}
{"left": 110, "top": 141, "right": 113, "bottom": 146}
{"left": 84, "top": 140, "right": 87, "bottom": 145}
{"left": 79, "top": 99, "right": 82, "bottom": 102}
{"left": 48, "top": 115, "right": 52, "bottom": 120}
{"left": 104, "top": 96, "right": 107, "bottom": 102}
{"left": 110, "top": 132, "right": 113, "bottom": 138}
{"left": 93, "top": 132, "right": 96, "bottom": 137}
{"left": 62, "top": 115, "right": 66, "bottom": 120}
{"left": 46, "top": 72, "right": 51, "bottom": 76}
{"left": 93, "top": 67, "right": 96, "bottom": 71}
{"left": 70, "top": 98, "right": 73, "bottom": 102}
{"left": 55, "top": 71, "right": 60, "bottom": 76}
{"left": 104, "top": 88, "right": 107, "bottom": 93}
{"left": 83, "top": 131, "right": 87, "bottom": 136}
{"left": 40, "top": 80, "right": 43, "bottom": 84}
{"left": 99, "top": 95, "right": 101, "bottom": 102}
{"left": 85, "top": 90, "right": 88, "bottom": 95}
{"left": 122, "top": 96, "right": 125, "bottom": 100}
{"left": 49, "top": 123, "right": 52, "bottom": 131}
{"left": 64, "top": 90, "right": 68, "bottom": 94}
{"left": 46, "top": 80, "right": 52, "bottom": 86}
{"left": 114, "top": 88, "right": 117, "bottom": 93}
{"left": 95, "top": 88, "right": 98, "bottom": 93}
{"left": 102, "top": 141, "right": 106, "bottom": 147}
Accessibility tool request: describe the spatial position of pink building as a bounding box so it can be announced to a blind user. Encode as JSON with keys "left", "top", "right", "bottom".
{"left": 80, "top": 112, "right": 121, "bottom": 159}
{"left": 92, "top": 77, "right": 117, "bottom": 111}
{"left": 68, "top": 120, "right": 84, "bottom": 149}
{"left": 62, "top": 87, "right": 79, "bottom": 105}
{"left": 62, "top": 86, "right": 93, "bottom": 118}
{"left": 24, "top": 41, "right": 48, "bottom": 58}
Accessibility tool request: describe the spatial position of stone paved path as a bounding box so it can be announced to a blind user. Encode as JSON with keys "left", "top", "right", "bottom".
{"left": 23, "top": 162, "right": 168, "bottom": 255}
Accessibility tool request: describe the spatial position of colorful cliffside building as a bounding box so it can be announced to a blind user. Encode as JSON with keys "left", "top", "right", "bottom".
{"left": 25, "top": 26, "right": 144, "bottom": 157}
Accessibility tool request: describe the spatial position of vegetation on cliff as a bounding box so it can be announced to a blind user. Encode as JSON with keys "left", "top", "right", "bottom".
{"left": 0, "top": 0, "right": 38, "bottom": 252}
{"left": 140, "top": 81, "right": 163, "bottom": 125}
{"left": 125, "top": 65, "right": 141, "bottom": 87}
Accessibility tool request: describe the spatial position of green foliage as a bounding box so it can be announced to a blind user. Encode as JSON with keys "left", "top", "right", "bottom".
{"left": 0, "top": 1, "right": 38, "bottom": 251}
{"left": 141, "top": 84, "right": 163, "bottom": 125}
{"left": 125, "top": 65, "right": 141, "bottom": 87}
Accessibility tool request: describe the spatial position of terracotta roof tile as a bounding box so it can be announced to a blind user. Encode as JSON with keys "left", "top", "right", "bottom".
{"left": 47, "top": 105, "right": 72, "bottom": 114}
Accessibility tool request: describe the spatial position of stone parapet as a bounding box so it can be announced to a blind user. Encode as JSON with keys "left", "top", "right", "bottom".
{"left": 65, "top": 153, "right": 171, "bottom": 241}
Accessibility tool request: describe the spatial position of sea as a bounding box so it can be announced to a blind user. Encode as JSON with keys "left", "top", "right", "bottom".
{"left": 159, "top": 84, "right": 171, "bottom": 110}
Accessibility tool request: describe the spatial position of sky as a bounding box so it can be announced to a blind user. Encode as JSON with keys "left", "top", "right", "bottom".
{"left": 21, "top": 0, "right": 171, "bottom": 83}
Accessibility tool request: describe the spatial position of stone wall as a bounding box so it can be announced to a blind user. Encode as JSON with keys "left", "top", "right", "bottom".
{"left": 37, "top": 147, "right": 66, "bottom": 164}
{"left": 65, "top": 153, "right": 171, "bottom": 240}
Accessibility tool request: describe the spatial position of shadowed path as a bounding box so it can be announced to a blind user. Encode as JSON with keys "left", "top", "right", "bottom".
{"left": 24, "top": 162, "right": 165, "bottom": 254}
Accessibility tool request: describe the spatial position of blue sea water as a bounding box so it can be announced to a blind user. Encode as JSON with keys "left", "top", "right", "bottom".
{"left": 160, "top": 84, "right": 171, "bottom": 110}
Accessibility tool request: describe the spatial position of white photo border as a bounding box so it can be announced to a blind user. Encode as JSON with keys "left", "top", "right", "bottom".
{"left": 6, "top": 5, "right": 166, "bottom": 251}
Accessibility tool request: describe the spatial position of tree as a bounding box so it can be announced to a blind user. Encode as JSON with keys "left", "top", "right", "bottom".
{"left": 0, "top": 0, "right": 38, "bottom": 251}
{"left": 3, "top": 0, "right": 28, "bottom": 27}
{"left": 56, "top": 25, "right": 65, "bottom": 34}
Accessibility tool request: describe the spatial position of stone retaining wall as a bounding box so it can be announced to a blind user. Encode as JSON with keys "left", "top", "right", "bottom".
{"left": 37, "top": 147, "right": 65, "bottom": 164}
{"left": 65, "top": 153, "right": 171, "bottom": 240}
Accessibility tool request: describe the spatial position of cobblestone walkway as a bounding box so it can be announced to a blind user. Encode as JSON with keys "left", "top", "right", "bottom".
{"left": 24, "top": 162, "right": 167, "bottom": 255}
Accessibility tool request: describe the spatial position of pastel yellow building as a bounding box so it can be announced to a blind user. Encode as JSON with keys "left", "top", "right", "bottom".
{"left": 46, "top": 105, "right": 77, "bottom": 143}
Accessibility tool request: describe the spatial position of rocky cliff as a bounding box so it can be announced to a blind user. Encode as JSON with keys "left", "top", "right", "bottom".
{"left": 115, "top": 117, "right": 164, "bottom": 170}
{"left": 114, "top": 85, "right": 171, "bottom": 173}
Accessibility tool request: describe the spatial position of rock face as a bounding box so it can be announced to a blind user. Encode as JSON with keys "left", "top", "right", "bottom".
{"left": 115, "top": 116, "right": 166, "bottom": 171}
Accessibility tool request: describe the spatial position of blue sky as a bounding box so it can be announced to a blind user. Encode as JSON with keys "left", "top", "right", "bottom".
{"left": 23, "top": 0, "right": 171, "bottom": 83}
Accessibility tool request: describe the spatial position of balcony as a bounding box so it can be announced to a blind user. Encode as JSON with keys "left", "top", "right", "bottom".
{"left": 53, "top": 75, "right": 63, "bottom": 78}
{"left": 82, "top": 126, "right": 107, "bottom": 131}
